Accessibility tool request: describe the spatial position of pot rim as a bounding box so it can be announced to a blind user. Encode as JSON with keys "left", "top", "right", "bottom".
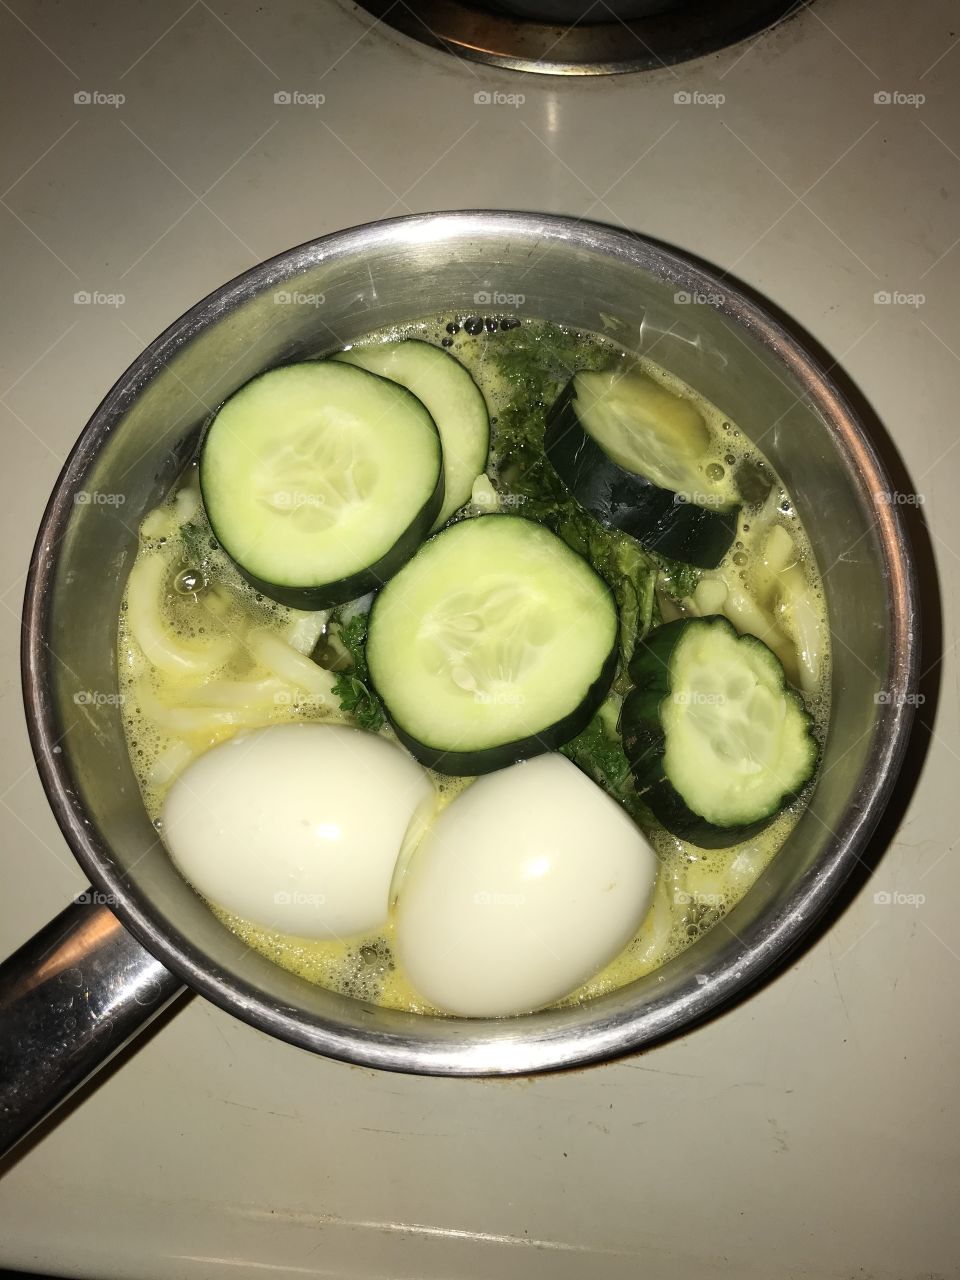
{"left": 21, "top": 211, "right": 919, "bottom": 1075}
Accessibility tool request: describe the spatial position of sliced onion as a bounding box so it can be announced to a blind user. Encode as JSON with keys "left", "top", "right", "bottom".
{"left": 172, "top": 485, "right": 201, "bottom": 526}
{"left": 285, "top": 609, "right": 328, "bottom": 655}
{"left": 633, "top": 868, "right": 680, "bottom": 969}
{"left": 137, "top": 687, "right": 274, "bottom": 736}
{"left": 246, "top": 628, "right": 337, "bottom": 701}
{"left": 176, "top": 677, "right": 290, "bottom": 709}
{"left": 126, "top": 554, "right": 236, "bottom": 677}
{"left": 778, "top": 565, "right": 825, "bottom": 694}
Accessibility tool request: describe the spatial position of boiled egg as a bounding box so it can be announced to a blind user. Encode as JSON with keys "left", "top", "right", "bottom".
{"left": 162, "top": 722, "right": 435, "bottom": 938}
{"left": 395, "top": 754, "right": 659, "bottom": 1016}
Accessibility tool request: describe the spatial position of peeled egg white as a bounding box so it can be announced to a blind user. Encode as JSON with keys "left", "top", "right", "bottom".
{"left": 395, "top": 754, "right": 659, "bottom": 1017}
{"left": 162, "top": 722, "right": 435, "bottom": 939}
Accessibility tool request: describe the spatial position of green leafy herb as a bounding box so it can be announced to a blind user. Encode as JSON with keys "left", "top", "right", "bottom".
{"left": 561, "top": 707, "right": 653, "bottom": 827}
{"left": 656, "top": 559, "right": 702, "bottom": 604}
{"left": 331, "top": 612, "right": 385, "bottom": 732}
{"left": 489, "top": 322, "right": 610, "bottom": 500}
{"left": 488, "top": 326, "right": 657, "bottom": 670}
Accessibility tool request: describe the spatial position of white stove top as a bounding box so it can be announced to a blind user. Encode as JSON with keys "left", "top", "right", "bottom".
{"left": 1, "top": 1, "right": 957, "bottom": 1275}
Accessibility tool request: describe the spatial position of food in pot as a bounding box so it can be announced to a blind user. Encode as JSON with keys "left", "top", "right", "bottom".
{"left": 118, "top": 318, "right": 830, "bottom": 1017}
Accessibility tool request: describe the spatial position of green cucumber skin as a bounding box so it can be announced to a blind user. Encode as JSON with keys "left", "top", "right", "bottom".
{"left": 621, "top": 616, "right": 817, "bottom": 849}
{"left": 199, "top": 362, "right": 444, "bottom": 610}
{"left": 545, "top": 381, "right": 739, "bottom": 570}
{"left": 381, "top": 640, "right": 619, "bottom": 776}
{"left": 209, "top": 487, "right": 441, "bottom": 611}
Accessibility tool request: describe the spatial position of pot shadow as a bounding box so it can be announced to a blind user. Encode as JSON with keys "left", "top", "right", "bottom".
{"left": 0, "top": 990, "right": 192, "bottom": 1179}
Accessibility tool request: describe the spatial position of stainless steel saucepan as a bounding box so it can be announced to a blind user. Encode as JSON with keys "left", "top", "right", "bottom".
{"left": 0, "top": 212, "right": 918, "bottom": 1159}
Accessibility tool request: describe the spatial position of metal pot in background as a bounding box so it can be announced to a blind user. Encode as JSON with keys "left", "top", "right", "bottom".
{"left": 0, "top": 211, "right": 918, "bottom": 1158}
{"left": 488, "top": 1, "right": 682, "bottom": 22}
{"left": 348, "top": 0, "right": 804, "bottom": 74}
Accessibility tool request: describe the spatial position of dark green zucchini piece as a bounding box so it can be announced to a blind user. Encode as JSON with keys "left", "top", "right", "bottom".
{"left": 199, "top": 361, "right": 443, "bottom": 609}
{"left": 620, "top": 615, "right": 818, "bottom": 848}
{"left": 366, "top": 515, "right": 619, "bottom": 775}
{"left": 545, "top": 369, "right": 740, "bottom": 569}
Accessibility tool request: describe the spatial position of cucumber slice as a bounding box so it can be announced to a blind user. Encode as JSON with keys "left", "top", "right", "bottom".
{"left": 333, "top": 339, "right": 489, "bottom": 530}
{"left": 621, "top": 615, "right": 818, "bottom": 848}
{"left": 367, "top": 515, "right": 618, "bottom": 775}
{"left": 545, "top": 368, "right": 740, "bottom": 569}
{"left": 200, "top": 361, "right": 443, "bottom": 609}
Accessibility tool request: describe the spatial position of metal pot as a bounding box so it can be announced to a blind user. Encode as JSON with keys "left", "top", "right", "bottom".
{"left": 485, "top": 1, "right": 681, "bottom": 23}
{"left": 1, "top": 211, "right": 918, "bottom": 1157}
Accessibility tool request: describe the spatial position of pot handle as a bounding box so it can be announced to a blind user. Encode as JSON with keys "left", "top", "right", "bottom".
{"left": 0, "top": 891, "right": 185, "bottom": 1159}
